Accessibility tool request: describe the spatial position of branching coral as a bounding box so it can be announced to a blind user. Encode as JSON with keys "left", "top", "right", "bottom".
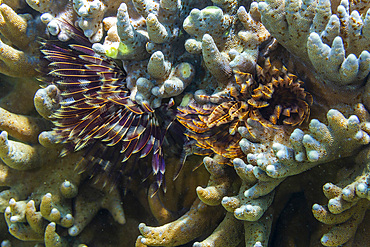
{"left": 0, "top": 103, "right": 128, "bottom": 245}
{"left": 0, "top": 105, "right": 127, "bottom": 245}
{"left": 0, "top": 3, "right": 46, "bottom": 115}
{"left": 136, "top": 0, "right": 370, "bottom": 245}
{"left": 0, "top": 23, "right": 128, "bottom": 243}
{"left": 138, "top": 99, "right": 370, "bottom": 246}
{"left": 0, "top": 3, "right": 40, "bottom": 77}
{"left": 258, "top": 0, "right": 370, "bottom": 89}
{"left": 2, "top": 0, "right": 370, "bottom": 246}
{"left": 73, "top": 0, "right": 123, "bottom": 43}
{"left": 312, "top": 145, "right": 370, "bottom": 246}
{"left": 138, "top": 198, "right": 225, "bottom": 246}
{"left": 26, "top": 0, "right": 77, "bottom": 41}
{"left": 91, "top": 0, "right": 198, "bottom": 107}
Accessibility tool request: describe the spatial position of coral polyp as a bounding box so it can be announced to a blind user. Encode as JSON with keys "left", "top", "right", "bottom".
{"left": 40, "top": 21, "right": 170, "bottom": 188}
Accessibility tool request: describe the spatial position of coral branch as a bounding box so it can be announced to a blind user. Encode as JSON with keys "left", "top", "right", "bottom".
{"left": 138, "top": 199, "right": 224, "bottom": 246}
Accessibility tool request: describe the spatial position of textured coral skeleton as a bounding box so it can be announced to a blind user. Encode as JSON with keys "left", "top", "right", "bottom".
{"left": 0, "top": 0, "right": 370, "bottom": 246}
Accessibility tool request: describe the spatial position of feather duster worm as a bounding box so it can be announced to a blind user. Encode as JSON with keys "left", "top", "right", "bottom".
{"left": 177, "top": 57, "right": 313, "bottom": 162}
{"left": 248, "top": 58, "right": 313, "bottom": 126}
{"left": 40, "top": 21, "right": 174, "bottom": 190}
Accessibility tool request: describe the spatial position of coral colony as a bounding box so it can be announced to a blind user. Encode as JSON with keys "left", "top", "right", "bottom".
{"left": 0, "top": 0, "right": 370, "bottom": 246}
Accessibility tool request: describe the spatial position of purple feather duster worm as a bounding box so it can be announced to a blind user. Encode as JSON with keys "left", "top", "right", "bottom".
{"left": 40, "top": 20, "right": 173, "bottom": 192}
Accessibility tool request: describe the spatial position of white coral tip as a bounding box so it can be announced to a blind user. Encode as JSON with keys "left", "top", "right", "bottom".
{"left": 308, "top": 32, "right": 321, "bottom": 44}
{"left": 68, "top": 225, "right": 80, "bottom": 236}
{"left": 307, "top": 150, "right": 319, "bottom": 161}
